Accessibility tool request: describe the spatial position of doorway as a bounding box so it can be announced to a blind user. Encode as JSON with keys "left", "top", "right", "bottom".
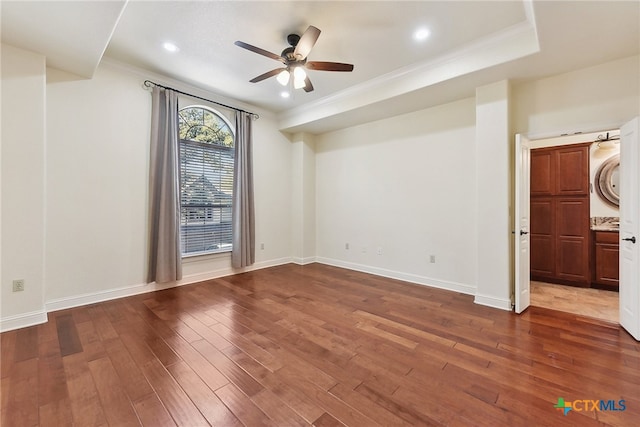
{"left": 529, "top": 130, "right": 620, "bottom": 323}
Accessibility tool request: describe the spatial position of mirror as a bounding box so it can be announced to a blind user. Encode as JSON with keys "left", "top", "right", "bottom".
{"left": 595, "top": 154, "right": 620, "bottom": 206}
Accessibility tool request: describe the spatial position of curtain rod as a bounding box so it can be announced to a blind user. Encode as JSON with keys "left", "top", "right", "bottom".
{"left": 143, "top": 80, "right": 259, "bottom": 120}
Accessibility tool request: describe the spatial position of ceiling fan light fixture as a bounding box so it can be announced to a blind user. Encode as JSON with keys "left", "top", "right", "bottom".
{"left": 293, "top": 67, "right": 307, "bottom": 89}
{"left": 276, "top": 70, "right": 290, "bottom": 86}
{"left": 293, "top": 78, "right": 305, "bottom": 89}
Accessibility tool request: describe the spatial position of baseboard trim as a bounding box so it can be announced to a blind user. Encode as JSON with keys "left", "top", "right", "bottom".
{"left": 3, "top": 256, "right": 490, "bottom": 332}
{"left": 292, "top": 256, "right": 317, "bottom": 265}
{"left": 315, "top": 257, "right": 476, "bottom": 296}
{"left": 46, "top": 281, "right": 179, "bottom": 313}
{"left": 0, "top": 309, "right": 48, "bottom": 333}
{"left": 45, "top": 257, "right": 293, "bottom": 313}
{"left": 474, "top": 293, "right": 513, "bottom": 311}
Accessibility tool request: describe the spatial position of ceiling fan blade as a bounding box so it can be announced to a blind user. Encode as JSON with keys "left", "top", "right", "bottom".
{"left": 306, "top": 61, "right": 354, "bottom": 72}
{"left": 293, "top": 25, "right": 321, "bottom": 60}
{"left": 303, "top": 76, "right": 314, "bottom": 93}
{"left": 234, "top": 41, "right": 286, "bottom": 63}
{"left": 250, "top": 68, "right": 286, "bottom": 83}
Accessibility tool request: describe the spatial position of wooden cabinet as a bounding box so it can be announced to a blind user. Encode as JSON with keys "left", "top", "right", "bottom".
{"left": 556, "top": 146, "right": 590, "bottom": 195}
{"left": 530, "top": 196, "right": 590, "bottom": 285}
{"left": 531, "top": 151, "right": 554, "bottom": 196}
{"left": 556, "top": 198, "right": 590, "bottom": 283}
{"left": 530, "top": 144, "right": 590, "bottom": 196}
{"left": 530, "top": 198, "right": 555, "bottom": 278}
{"left": 593, "top": 231, "right": 619, "bottom": 289}
{"left": 530, "top": 144, "right": 590, "bottom": 286}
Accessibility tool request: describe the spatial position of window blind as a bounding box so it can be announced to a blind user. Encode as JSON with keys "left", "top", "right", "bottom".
{"left": 179, "top": 139, "right": 234, "bottom": 255}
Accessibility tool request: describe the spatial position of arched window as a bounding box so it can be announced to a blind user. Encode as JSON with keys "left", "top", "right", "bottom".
{"left": 178, "top": 106, "right": 234, "bottom": 255}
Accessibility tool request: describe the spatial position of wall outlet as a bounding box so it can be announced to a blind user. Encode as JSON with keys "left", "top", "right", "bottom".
{"left": 429, "top": 255, "right": 436, "bottom": 263}
{"left": 260, "top": 243, "right": 265, "bottom": 250}
{"left": 345, "top": 243, "right": 349, "bottom": 250}
{"left": 377, "top": 247, "right": 383, "bottom": 255}
{"left": 361, "top": 246, "right": 367, "bottom": 253}
{"left": 12, "top": 279, "right": 25, "bottom": 292}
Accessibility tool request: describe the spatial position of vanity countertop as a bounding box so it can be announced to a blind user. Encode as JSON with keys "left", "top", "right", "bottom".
{"left": 591, "top": 216, "right": 619, "bottom": 231}
{"left": 591, "top": 225, "right": 619, "bottom": 232}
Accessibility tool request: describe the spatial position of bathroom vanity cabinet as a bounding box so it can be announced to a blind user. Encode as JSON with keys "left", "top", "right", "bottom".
{"left": 593, "top": 230, "right": 620, "bottom": 289}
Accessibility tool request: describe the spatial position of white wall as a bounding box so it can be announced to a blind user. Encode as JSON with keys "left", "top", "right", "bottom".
{"left": 475, "top": 80, "right": 512, "bottom": 310}
{"left": 513, "top": 55, "right": 640, "bottom": 137}
{"left": 1, "top": 45, "right": 48, "bottom": 329}
{"left": 0, "top": 57, "right": 294, "bottom": 330}
{"left": 43, "top": 62, "right": 294, "bottom": 311}
{"left": 236, "top": 108, "right": 294, "bottom": 267}
{"left": 313, "top": 55, "right": 639, "bottom": 310}
{"left": 45, "top": 64, "right": 150, "bottom": 304}
{"left": 315, "top": 98, "right": 477, "bottom": 294}
{"left": 290, "top": 133, "right": 316, "bottom": 264}
{"left": 590, "top": 141, "right": 620, "bottom": 218}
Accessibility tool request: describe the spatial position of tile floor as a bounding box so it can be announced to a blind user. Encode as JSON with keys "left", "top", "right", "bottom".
{"left": 530, "top": 281, "right": 619, "bottom": 323}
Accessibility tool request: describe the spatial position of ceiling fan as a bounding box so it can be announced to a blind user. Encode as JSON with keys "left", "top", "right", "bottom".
{"left": 234, "top": 25, "right": 354, "bottom": 93}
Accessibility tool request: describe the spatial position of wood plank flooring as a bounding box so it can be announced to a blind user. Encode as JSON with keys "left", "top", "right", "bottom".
{"left": 1, "top": 263, "right": 639, "bottom": 426}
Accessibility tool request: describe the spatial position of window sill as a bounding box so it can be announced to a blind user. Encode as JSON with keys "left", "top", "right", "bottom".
{"left": 182, "top": 250, "right": 231, "bottom": 263}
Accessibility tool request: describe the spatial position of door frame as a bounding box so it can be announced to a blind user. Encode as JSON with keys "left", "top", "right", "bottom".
{"left": 514, "top": 126, "right": 637, "bottom": 338}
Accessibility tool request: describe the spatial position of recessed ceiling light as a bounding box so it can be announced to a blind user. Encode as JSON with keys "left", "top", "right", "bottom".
{"left": 163, "top": 42, "right": 179, "bottom": 52}
{"left": 280, "top": 91, "right": 290, "bottom": 98}
{"left": 413, "top": 27, "right": 431, "bottom": 42}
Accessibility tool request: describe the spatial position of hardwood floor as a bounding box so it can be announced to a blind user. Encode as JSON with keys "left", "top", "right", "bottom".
{"left": 1, "top": 263, "right": 639, "bottom": 426}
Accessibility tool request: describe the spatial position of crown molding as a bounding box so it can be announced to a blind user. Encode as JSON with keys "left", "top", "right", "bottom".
{"left": 278, "top": 19, "right": 540, "bottom": 133}
{"left": 98, "top": 57, "right": 276, "bottom": 121}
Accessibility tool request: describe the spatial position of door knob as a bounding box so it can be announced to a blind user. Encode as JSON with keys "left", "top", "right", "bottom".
{"left": 622, "top": 236, "right": 636, "bottom": 244}
{"left": 520, "top": 230, "right": 529, "bottom": 236}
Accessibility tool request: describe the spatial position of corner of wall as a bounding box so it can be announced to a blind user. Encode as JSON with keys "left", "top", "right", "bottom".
{"left": 290, "top": 133, "right": 317, "bottom": 262}
{"left": 1, "top": 44, "right": 48, "bottom": 330}
{"left": 475, "top": 80, "right": 513, "bottom": 310}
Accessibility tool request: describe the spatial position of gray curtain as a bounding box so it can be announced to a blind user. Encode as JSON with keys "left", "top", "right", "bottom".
{"left": 147, "top": 87, "right": 182, "bottom": 283}
{"left": 231, "top": 111, "right": 255, "bottom": 268}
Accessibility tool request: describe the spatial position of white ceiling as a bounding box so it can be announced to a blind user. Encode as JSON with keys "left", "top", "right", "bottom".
{"left": 2, "top": 1, "right": 639, "bottom": 134}
{"left": 1, "top": 0, "right": 127, "bottom": 78}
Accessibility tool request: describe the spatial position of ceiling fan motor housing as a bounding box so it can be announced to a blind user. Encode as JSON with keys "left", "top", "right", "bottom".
{"left": 281, "top": 46, "right": 306, "bottom": 65}
{"left": 287, "top": 33, "right": 300, "bottom": 47}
